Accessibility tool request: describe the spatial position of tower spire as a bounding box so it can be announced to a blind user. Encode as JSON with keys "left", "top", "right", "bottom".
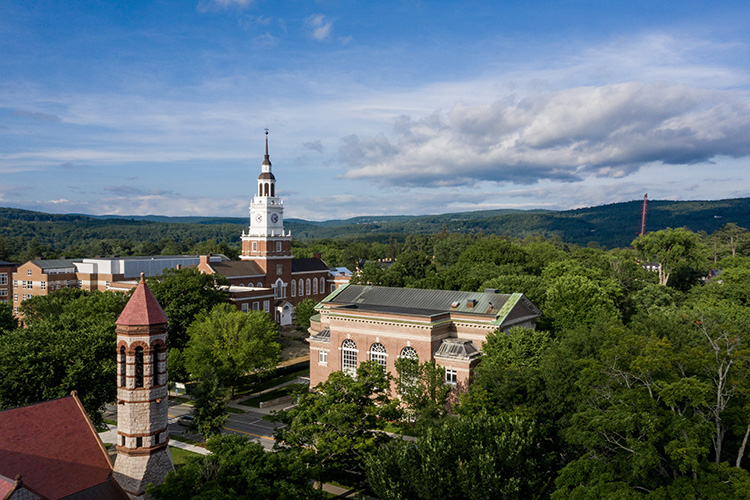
{"left": 263, "top": 128, "right": 271, "bottom": 168}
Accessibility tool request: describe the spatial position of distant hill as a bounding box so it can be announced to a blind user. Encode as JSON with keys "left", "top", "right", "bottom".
{"left": 1, "top": 198, "right": 748, "bottom": 260}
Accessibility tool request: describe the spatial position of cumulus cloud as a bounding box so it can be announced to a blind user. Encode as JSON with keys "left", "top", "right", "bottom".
{"left": 303, "top": 139, "right": 324, "bottom": 152}
{"left": 340, "top": 82, "right": 750, "bottom": 187}
{"left": 306, "top": 14, "right": 332, "bottom": 41}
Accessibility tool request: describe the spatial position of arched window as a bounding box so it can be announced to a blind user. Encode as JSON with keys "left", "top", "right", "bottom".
{"left": 264, "top": 183, "right": 269, "bottom": 196}
{"left": 342, "top": 339, "right": 357, "bottom": 376}
{"left": 257, "top": 282, "right": 263, "bottom": 287}
{"left": 370, "top": 342, "right": 387, "bottom": 369}
{"left": 271, "top": 184, "right": 275, "bottom": 197}
{"left": 306, "top": 278, "right": 311, "bottom": 295}
{"left": 291, "top": 279, "right": 296, "bottom": 297}
{"left": 299, "top": 279, "right": 305, "bottom": 295}
{"left": 119, "top": 345, "right": 126, "bottom": 387}
{"left": 134, "top": 346, "right": 144, "bottom": 388}
{"left": 313, "top": 277, "right": 318, "bottom": 294}
{"left": 400, "top": 346, "right": 418, "bottom": 360}
{"left": 320, "top": 277, "right": 325, "bottom": 294}
{"left": 258, "top": 184, "right": 262, "bottom": 196}
{"left": 155, "top": 344, "right": 165, "bottom": 386}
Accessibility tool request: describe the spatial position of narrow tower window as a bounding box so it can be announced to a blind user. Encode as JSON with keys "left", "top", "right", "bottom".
{"left": 119, "top": 346, "right": 126, "bottom": 387}
{"left": 271, "top": 184, "right": 275, "bottom": 197}
{"left": 134, "top": 346, "right": 144, "bottom": 388}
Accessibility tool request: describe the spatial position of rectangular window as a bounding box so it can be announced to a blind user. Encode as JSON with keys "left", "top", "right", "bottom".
{"left": 252, "top": 302, "right": 259, "bottom": 310}
{"left": 263, "top": 300, "right": 270, "bottom": 312}
{"left": 276, "top": 264, "right": 283, "bottom": 275}
{"left": 40, "top": 281, "right": 46, "bottom": 290}
{"left": 252, "top": 241, "right": 257, "bottom": 251}
{"left": 276, "top": 241, "right": 282, "bottom": 252}
{"left": 27, "top": 269, "right": 32, "bottom": 276}
{"left": 242, "top": 303, "right": 249, "bottom": 313}
{"left": 0, "top": 289, "right": 6, "bottom": 297}
{"left": 318, "top": 350, "right": 328, "bottom": 364}
{"left": 13, "top": 280, "right": 18, "bottom": 288}
{"left": 65, "top": 280, "right": 70, "bottom": 287}
{"left": 445, "top": 368, "right": 457, "bottom": 385}
{"left": 13, "top": 294, "right": 17, "bottom": 302}
{"left": 14, "top": 306, "right": 18, "bottom": 314}
{"left": 136, "top": 437, "right": 142, "bottom": 448}
{"left": 0, "top": 273, "right": 7, "bottom": 285}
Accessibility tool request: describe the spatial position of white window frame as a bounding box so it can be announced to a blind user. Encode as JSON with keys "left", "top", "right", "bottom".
{"left": 313, "top": 278, "right": 318, "bottom": 294}
{"left": 318, "top": 350, "right": 328, "bottom": 365}
{"left": 370, "top": 343, "right": 387, "bottom": 370}
{"left": 242, "top": 303, "right": 249, "bottom": 313}
{"left": 320, "top": 277, "right": 325, "bottom": 294}
{"left": 445, "top": 368, "right": 457, "bottom": 385}
{"left": 263, "top": 300, "right": 270, "bottom": 312}
{"left": 27, "top": 269, "right": 32, "bottom": 276}
{"left": 306, "top": 278, "right": 311, "bottom": 295}
{"left": 291, "top": 280, "right": 296, "bottom": 297}
{"left": 276, "top": 241, "right": 282, "bottom": 252}
{"left": 0, "top": 273, "right": 7, "bottom": 285}
{"left": 252, "top": 302, "right": 260, "bottom": 311}
{"left": 252, "top": 241, "right": 258, "bottom": 251}
{"left": 342, "top": 339, "right": 357, "bottom": 376}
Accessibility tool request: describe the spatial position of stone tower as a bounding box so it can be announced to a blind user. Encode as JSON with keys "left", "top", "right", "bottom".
{"left": 112, "top": 274, "right": 174, "bottom": 498}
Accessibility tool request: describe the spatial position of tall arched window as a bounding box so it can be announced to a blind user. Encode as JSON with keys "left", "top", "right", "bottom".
{"left": 313, "top": 278, "right": 318, "bottom": 294}
{"left": 134, "top": 346, "right": 144, "bottom": 388}
{"left": 271, "top": 184, "right": 275, "bottom": 197}
{"left": 370, "top": 343, "right": 387, "bottom": 369}
{"left": 306, "top": 279, "right": 311, "bottom": 295}
{"left": 299, "top": 279, "right": 305, "bottom": 295}
{"left": 400, "top": 346, "right": 418, "bottom": 360}
{"left": 291, "top": 280, "right": 296, "bottom": 297}
{"left": 155, "top": 344, "right": 165, "bottom": 386}
{"left": 119, "top": 346, "right": 126, "bottom": 387}
{"left": 342, "top": 339, "right": 357, "bottom": 376}
{"left": 320, "top": 277, "right": 325, "bottom": 294}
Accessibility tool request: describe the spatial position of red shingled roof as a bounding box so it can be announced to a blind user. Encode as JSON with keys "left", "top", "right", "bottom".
{"left": 116, "top": 277, "right": 168, "bottom": 326}
{"left": 0, "top": 395, "right": 118, "bottom": 500}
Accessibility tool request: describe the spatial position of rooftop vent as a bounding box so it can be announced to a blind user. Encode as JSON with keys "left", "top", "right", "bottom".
{"left": 450, "top": 301, "right": 460, "bottom": 309}
{"left": 466, "top": 299, "right": 477, "bottom": 308}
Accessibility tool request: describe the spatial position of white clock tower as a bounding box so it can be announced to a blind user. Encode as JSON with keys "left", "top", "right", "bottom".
{"left": 240, "top": 131, "right": 293, "bottom": 275}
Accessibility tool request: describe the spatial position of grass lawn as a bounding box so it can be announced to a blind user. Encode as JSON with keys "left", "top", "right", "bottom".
{"left": 169, "top": 434, "right": 205, "bottom": 447}
{"left": 102, "top": 418, "right": 117, "bottom": 426}
{"left": 170, "top": 447, "right": 202, "bottom": 469}
{"left": 234, "top": 367, "right": 309, "bottom": 398}
{"left": 170, "top": 396, "right": 194, "bottom": 405}
{"left": 240, "top": 383, "right": 305, "bottom": 408}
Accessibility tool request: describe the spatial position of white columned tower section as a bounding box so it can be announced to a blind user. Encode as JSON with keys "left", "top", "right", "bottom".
{"left": 241, "top": 130, "right": 293, "bottom": 265}
{"left": 112, "top": 274, "right": 174, "bottom": 498}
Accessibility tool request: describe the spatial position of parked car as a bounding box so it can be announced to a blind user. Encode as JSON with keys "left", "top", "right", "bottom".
{"left": 177, "top": 415, "right": 194, "bottom": 426}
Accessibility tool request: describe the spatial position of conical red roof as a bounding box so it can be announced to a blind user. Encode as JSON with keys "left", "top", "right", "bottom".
{"left": 116, "top": 276, "right": 168, "bottom": 326}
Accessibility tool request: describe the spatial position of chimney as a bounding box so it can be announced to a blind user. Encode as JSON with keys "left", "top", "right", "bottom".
{"left": 35, "top": 256, "right": 42, "bottom": 261}
{"left": 313, "top": 252, "right": 322, "bottom": 260}
{"left": 466, "top": 299, "right": 477, "bottom": 308}
{"left": 199, "top": 254, "right": 210, "bottom": 266}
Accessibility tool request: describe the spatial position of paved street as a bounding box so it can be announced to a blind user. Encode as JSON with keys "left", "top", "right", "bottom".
{"left": 103, "top": 399, "right": 286, "bottom": 452}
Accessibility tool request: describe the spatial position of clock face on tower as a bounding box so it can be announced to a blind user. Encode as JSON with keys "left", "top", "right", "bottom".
{"left": 271, "top": 213, "right": 279, "bottom": 224}
{"left": 255, "top": 214, "right": 263, "bottom": 223}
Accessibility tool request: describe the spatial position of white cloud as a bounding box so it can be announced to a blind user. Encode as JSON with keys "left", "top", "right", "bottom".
{"left": 339, "top": 82, "right": 750, "bottom": 187}
{"left": 305, "top": 14, "right": 332, "bottom": 41}
{"left": 198, "top": 0, "right": 254, "bottom": 11}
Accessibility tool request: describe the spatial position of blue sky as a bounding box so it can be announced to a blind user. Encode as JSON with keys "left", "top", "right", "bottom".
{"left": 1, "top": 1, "right": 749, "bottom": 221}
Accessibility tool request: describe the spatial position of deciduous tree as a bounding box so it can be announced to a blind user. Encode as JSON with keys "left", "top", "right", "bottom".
{"left": 184, "top": 303, "right": 280, "bottom": 397}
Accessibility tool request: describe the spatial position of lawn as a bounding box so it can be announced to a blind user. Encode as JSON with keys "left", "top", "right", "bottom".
{"left": 234, "top": 367, "right": 309, "bottom": 398}
{"left": 170, "top": 447, "right": 202, "bottom": 469}
{"left": 240, "top": 383, "right": 306, "bottom": 408}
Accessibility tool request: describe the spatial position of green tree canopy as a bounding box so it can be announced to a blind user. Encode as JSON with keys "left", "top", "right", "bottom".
{"left": 294, "top": 298, "right": 318, "bottom": 332}
{"left": 632, "top": 227, "right": 708, "bottom": 287}
{"left": 147, "top": 434, "right": 321, "bottom": 500}
{"left": 147, "top": 267, "right": 230, "bottom": 349}
{"left": 184, "top": 303, "right": 280, "bottom": 397}
{"left": 272, "top": 361, "right": 399, "bottom": 487}
{"left": 0, "top": 290, "right": 126, "bottom": 426}
{"left": 365, "top": 412, "right": 552, "bottom": 500}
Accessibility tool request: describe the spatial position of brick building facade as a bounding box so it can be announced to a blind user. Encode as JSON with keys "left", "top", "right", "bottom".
{"left": 308, "top": 285, "right": 541, "bottom": 389}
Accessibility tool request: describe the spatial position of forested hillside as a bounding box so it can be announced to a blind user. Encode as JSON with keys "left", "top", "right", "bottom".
{"left": 1, "top": 197, "right": 749, "bottom": 262}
